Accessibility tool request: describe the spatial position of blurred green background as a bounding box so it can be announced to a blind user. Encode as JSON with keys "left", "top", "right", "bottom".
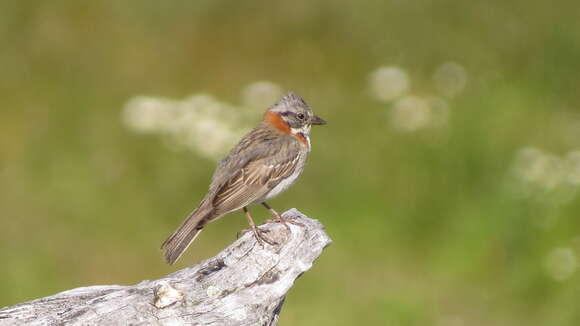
{"left": 2, "top": 1, "right": 580, "bottom": 325}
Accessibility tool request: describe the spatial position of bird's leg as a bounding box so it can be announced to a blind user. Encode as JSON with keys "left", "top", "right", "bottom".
{"left": 242, "top": 207, "right": 277, "bottom": 245}
{"left": 262, "top": 202, "right": 304, "bottom": 228}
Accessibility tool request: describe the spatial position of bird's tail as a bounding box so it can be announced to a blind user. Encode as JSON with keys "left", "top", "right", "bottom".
{"left": 161, "top": 206, "right": 213, "bottom": 265}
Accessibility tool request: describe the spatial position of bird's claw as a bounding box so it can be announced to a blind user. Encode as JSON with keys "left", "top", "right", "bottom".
{"left": 238, "top": 226, "right": 277, "bottom": 246}
{"left": 266, "top": 215, "right": 305, "bottom": 230}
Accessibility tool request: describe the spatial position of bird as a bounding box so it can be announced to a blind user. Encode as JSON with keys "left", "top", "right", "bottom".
{"left": 161, "top": 91, "right": 326, "bottom": 264}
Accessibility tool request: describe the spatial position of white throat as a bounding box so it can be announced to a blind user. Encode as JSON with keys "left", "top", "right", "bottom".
{"left": 291, "top": 124, "right": 311, "bottom": 135}
{"left": 290, "top": 125, "right": 311, "bottom": 150}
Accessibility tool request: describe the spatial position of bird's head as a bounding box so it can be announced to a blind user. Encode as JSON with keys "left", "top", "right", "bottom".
{"left": 263, "top": 91, "right": 326, "bottom": 137}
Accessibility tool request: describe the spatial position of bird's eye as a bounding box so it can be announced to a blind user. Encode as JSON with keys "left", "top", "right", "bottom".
{"left": 297, "top": 113, "right": 305, "bottom": 120}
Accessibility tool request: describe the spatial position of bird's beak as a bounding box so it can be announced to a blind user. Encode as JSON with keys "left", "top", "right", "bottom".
{"left": 310, "top": 115, "right": 327, "bottom": 125}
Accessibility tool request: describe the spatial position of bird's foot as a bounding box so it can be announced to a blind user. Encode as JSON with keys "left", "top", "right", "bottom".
{"left": 266, "top": 213, "right": 305, "bottom": 230}
{"left": 262, "top": 203, "right": 304, "bottom": 230}
{"left": 238, "top": 226, "right": 278, "bottom": 246}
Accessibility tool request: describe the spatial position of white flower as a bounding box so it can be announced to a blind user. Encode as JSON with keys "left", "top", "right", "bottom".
{"left": 509, "top": 147, "right": 580, "bottom": 203}
{"left": 565, "top": 151, "right": 580, "bottom": 186}
{"left": 545, "top": 247, "right": 577, "bottom": 281}
{"left": 122, "top": 96, "right": 177, "bottom": 133}
{"left": 370, "top": 66, "right": 410, "bottom": 102}
{"left": 122, "top": 93, "right": 247, "bottom": 160}
{"left": 513, "top": 147, "right": 568, "bottom": 191}
{"left": 433, "top": 62, "right": 468, "bottom": 98}
{"left": 389, "top": 96, "right": 431, "bottom": 131}
{"left": 241, "top": 81, "right": 283, "bottom": 111}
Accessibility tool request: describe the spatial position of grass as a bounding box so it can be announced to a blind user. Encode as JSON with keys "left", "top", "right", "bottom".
{"left": 1, "top": 1, "right": 579, "bottom": 325}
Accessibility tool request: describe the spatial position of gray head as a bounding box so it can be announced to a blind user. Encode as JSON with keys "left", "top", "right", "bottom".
{"left": 265, "top": 92, "right": 326, "bottom": 133}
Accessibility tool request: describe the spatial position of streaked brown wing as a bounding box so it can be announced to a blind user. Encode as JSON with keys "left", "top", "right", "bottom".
{"left": 211, "top": 153, "right": 300, "bottom": 216}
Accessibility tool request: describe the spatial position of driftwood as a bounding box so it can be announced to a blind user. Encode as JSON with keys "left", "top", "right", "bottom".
{"left": 0, "top": 209, "right": 331, "bottom": 326}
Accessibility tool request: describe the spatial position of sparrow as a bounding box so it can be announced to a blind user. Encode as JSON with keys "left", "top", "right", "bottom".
{"left": 161, "top": 91, "right": 326, "bottom": 264}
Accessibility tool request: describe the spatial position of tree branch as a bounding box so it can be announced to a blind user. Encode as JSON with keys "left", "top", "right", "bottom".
{"left": 0, "top": 209, "right": 331, "bottom": 326}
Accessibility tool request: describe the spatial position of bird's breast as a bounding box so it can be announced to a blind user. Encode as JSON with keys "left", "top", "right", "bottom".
{"left": 259, "top": 152, "right": 308, "bottom": 202}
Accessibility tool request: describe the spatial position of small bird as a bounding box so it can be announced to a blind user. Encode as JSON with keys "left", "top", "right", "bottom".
{"left": 161, "top": 92, "right": 326, "bottom": 264}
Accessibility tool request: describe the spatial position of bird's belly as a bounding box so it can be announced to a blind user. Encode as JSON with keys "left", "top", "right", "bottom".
{"left": 262, "top": 169, "right": 302, "bottom": 201}
{"left": 256, "top": 151, "right": 307, "bottom": 204}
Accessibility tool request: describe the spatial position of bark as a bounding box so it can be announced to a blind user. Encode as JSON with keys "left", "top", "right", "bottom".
{"left": 0, "top": 209, "right": 331, "bottom": 326}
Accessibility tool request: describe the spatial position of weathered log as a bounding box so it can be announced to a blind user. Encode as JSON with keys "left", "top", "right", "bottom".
{"left": 0, "top": 209, "right": 331, "bottom": 326}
